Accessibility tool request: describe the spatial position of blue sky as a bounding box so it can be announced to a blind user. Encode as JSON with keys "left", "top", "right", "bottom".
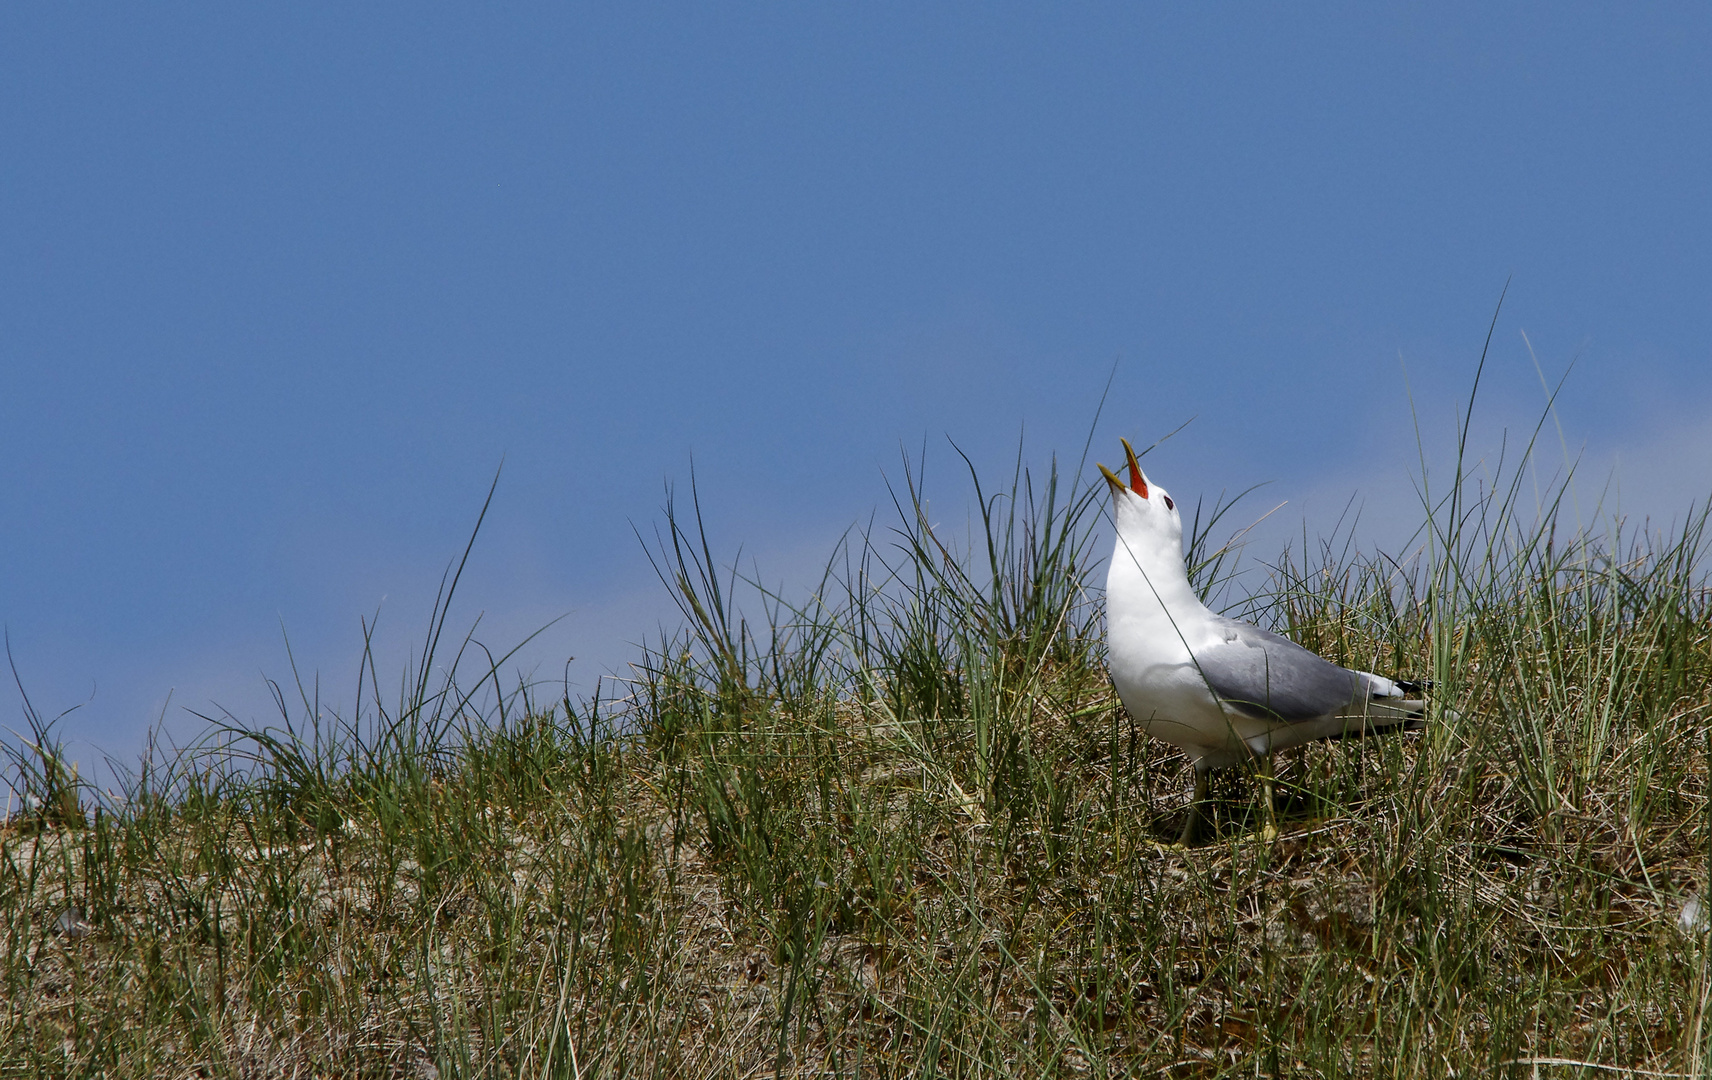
{"left": 4, "top": 5, "right": 1710, "bottom": 779}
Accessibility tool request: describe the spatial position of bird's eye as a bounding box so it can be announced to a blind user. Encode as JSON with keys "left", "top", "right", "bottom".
{"left": 1163, "top": 495, "right": 1174, "bottom": 510}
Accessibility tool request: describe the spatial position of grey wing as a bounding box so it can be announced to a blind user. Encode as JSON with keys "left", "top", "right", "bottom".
{"left": 1192, "top": 617, "right": 1362, "bottom": 723}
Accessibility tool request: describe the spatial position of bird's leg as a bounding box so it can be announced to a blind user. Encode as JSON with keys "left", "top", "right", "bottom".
{"left": 1176, "top": 767, "right": 1210, "bottom": 847}
{"left": 1257, "top": 754, "right": 1279, "bottom": 843}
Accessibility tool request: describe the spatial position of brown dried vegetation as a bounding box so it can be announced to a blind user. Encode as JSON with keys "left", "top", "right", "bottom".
{"left": 4, "top": 416, "right": 1711, "bottom": 1077}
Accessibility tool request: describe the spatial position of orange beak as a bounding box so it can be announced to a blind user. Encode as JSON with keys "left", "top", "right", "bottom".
{"left": 1121, "top": 438, "right": 1148, "bottom": 498}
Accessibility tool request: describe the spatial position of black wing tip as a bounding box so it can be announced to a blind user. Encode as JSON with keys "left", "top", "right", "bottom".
{"left": 1394, "top": 679, "right": 1433, "bottom": 695}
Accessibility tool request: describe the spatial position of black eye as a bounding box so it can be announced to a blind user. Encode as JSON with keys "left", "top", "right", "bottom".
{"left": 1163, "top": 495, "right": 1174, "bottom": 510}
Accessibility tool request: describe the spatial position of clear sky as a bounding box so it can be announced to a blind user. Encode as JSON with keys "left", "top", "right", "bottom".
{"left": 4, "top": 5, "right": 1710, "bottom": 778}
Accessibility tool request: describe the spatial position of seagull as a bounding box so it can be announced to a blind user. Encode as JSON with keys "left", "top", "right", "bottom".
{"left": 1099, "top": 439, "right": 1427, "bottom": 846}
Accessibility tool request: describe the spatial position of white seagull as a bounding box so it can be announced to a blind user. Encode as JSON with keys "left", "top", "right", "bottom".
{"left": 1100, "top": 439, "right": 1427, "bottom": 846}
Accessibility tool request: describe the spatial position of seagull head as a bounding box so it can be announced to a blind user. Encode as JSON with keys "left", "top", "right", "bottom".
{"left": 1098, "top": 438, "right": 1183, "bottom": 551}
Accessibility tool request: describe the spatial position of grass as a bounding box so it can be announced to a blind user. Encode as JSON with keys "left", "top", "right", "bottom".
{"left": 3, "top": 379, "right": 1711, "bottom": 1077}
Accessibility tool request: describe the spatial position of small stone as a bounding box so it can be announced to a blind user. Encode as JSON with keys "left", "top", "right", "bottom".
{"left": 53, "top": 906, "right": 93, "bottom": 939}
{"left": 1679, "top": 896, "right": 1709, "bottom": 934}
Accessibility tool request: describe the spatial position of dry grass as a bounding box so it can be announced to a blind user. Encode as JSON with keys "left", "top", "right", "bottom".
{"left": 5, "top": 396, "right": 1711, "bottom": 1077}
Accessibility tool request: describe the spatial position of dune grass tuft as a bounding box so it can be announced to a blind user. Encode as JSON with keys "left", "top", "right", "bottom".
{"left": 4, "top": 390, "right": 1711, "bottom": 1077}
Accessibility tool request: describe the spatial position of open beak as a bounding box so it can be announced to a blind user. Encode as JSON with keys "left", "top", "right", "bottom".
{"left": 1098, "top": 439, "right": 1150, "bottom": 499}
